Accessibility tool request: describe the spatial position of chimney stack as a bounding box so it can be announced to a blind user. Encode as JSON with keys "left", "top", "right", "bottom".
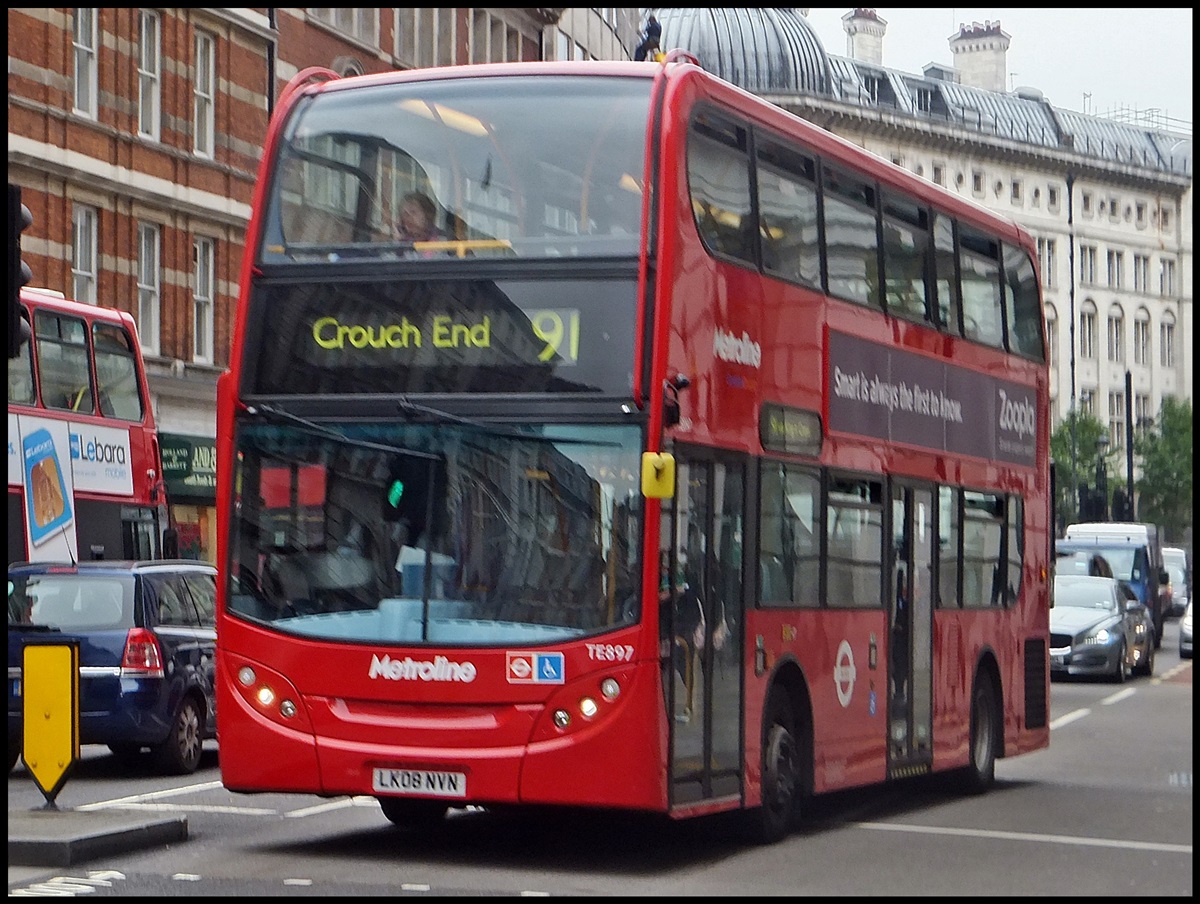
{"left": 949, "top": 20, "right": 1011, "bottom": 93}
{"left": 842, "top": 8, "right": 887, "bottom": 66}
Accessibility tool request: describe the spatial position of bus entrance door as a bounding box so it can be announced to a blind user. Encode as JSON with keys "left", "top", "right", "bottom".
{"left": 666, "top": 454, "right": 744, "bottom": 807}
{"left": 888, "top": 483, "right": 934, "bottom": 774}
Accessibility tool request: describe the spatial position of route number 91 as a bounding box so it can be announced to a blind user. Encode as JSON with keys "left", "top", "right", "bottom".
{"left": 527, "top": 308, "right": 580, "bottom": 365}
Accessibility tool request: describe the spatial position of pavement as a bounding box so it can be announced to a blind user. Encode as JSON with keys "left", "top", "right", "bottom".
{"left": 8, "top": 801, "right": 187, "bottom": 888}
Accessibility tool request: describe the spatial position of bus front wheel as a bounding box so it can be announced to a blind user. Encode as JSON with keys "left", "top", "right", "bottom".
{"left": 749, "top": 691, "right": 800, "bottom": 844}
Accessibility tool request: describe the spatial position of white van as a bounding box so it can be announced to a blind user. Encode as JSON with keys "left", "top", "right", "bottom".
{"left": 1163, "top": 546, "right": 1190, "bottom": 617}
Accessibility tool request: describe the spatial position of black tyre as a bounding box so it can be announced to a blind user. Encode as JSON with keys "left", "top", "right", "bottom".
{"left": 153, "top": 696, "right": 204, "bottom": 775}
{"left": 747, "top": 691, "right": 800, "bottom": 844}
{"left": 8, "top": 740, "right": 20, "bottom": 774}
{"left": 1111, "top": 642, "right": 1129, "bottom": 684}
{"left": 378, "top": 797, "right": 449, "bottom": 829}
{"left": 959, "top": 672, "right": 998, "bottom": 794}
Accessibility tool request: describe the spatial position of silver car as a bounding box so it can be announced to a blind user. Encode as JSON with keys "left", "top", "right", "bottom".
{"left": 1180, "top": 601, "right": 1193, "bottom": 660}
{"left": 1050, "top": 574, "right": 1155, "bottom": 681}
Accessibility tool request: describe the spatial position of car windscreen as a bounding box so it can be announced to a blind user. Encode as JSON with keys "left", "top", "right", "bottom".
{"left": 1053, "top": 580, "right": 1117, "bottom": 610}
{"left": 8, "top": 573, "right": 135, "bottom": 631}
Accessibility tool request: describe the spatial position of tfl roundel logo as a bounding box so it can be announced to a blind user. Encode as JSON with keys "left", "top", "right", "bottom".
{"left": 506, "top": 651, "right": 565, "bottom": 684}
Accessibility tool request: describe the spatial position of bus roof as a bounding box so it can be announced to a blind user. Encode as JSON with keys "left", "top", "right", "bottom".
{"left": 294, "top": 58, "right": 1034, "bottom": 257}
{"left": 20, "top": 285, "right": 138, "bottom": 328}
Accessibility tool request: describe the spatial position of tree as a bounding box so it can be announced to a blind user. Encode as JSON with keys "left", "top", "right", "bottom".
{"left": 1133, "top": 396, "right": 1193, "bottom": 544}
{"left": 1049, "top": 409, "right": 1109, "bottom": 535}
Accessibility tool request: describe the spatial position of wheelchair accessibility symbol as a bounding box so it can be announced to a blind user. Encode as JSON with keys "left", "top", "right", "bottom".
{"left": 506, "top": 651, "right": 565, "bottom": 684}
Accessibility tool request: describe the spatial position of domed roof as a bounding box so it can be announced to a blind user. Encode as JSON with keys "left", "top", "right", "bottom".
{"left": 644, "top": 8, "right": 833, "bottom": 96}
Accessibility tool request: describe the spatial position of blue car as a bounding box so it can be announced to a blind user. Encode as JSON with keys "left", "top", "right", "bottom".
{"left": 8, "top": 559, "right": 218, "bottom": 775}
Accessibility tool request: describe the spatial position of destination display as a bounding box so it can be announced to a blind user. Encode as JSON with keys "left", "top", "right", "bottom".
{"left": 243, "top": 277, "right": 638, "bottom": 397}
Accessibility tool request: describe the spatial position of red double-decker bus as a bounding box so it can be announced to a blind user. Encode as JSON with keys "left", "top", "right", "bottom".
{"left": 215, "top": 57, "right": 1050, "bottom": 843}
{"left": 8, "top": 287, "right": 169, "bottom": 564}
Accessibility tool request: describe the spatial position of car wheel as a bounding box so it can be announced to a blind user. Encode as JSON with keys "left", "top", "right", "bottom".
{"left": 153, "top": 696, "right": 204, "bottom": 775}
{"left": 8, "top": 740, "right": 20, "bottom": 774}
{"left": 378, "top": 797, "right": 449, "bottom": 829}
{"left": 745, "top": 690, "right": 801, "bottom": 844}
{"left": 958, "top": 672, "right": 998, "bottom": 794}
{"left": 1112, "top": 642, "right": 1129, "bottom": 683}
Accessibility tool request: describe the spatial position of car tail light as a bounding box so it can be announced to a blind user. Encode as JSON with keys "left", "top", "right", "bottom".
{"left": 121, "top": 628, "right": 165, "bottom": 678}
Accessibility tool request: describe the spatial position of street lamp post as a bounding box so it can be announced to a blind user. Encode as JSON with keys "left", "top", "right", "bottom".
{"left": 1095, "top": 434, "right": 1110, "bottom": 521}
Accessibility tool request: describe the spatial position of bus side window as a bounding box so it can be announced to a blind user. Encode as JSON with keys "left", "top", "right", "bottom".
{"left": 35, "top": 311, "right": 94, "bottom": 413}
{"left": 93, "top": 322, "right": 145, "bottom": 421}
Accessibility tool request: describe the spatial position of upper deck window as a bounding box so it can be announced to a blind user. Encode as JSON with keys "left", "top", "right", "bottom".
{"left": 264, "top": 75, "right": 652, "bottom": 263}
{"left": 93, "top": 322, "right": 146, "bottom": 420}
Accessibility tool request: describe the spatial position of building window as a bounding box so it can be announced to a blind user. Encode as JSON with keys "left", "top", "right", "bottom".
{"left": 1135, "top": 393, "right": 1153, "bottom": 433}
{"left": 1047, "top": 186, "right": 1060, "bottom": 211}
{"left": 469, "top": 9, "right": 524, "bottom": 63}
{"left": 1160, "top": 206, "right": 1171, "bottom": 229}
{"left": 971, "top": 171, "right": 984, "bottom": 195}
{"left": 1136, "top": 201, "right": 1147, "bottom": 225}
{"left": 1108, "top": 392, "right": 1125, "bottom": 450}
{"left": 193, "top": 32, "right": 215, "bottom": 157}
{"left": 136, "top": 224, "right": 161, "bottom": 356}
{"left": 1079, "top": 245, "right": 1097, "bottom": 285}
{"left": 1106, "top": 250, "right": 1124, "bottom": 288}
{"left": 1045, "top": 312, "right": 1058, "bottom": 368}
{"left": 1079, "top": 302, "right": 1096, "bottom": 359}
{"left": 1079, "top": 387, "right": 1096, "bottom": 417}
{"left": 915, "top": 87, "right": 932, "bottom": 113}
{"left": 1036, "top": 237, "right": 1056, "bottom": 289}
{"left": 932, "top": 163, "right": 944, "bottom": 186}
{"left": 1133, "top": 254, "right": 1150, "bottom": 293}
{"left": 1081, "top": 191, "right": 1092, "bottom": 215}
{"left": 311, "top": 8, "right": 378, "bottom": 44}
{"left": 71, "top": 204, "right": 98, "bottom": 305}
{"left": 73, "top": 8, "right": 98, "bottom": 118}
{"left": 193, "top": 237, "right": 214, "bottom": 364}
{"left": 1010, "top": 180, "right": 1022, "bottom": 203}
{"left": 138, "top": 11, "right": 161, "bottom": 140}
{"left": 1159, "top": 259, "right": 1176, "bottom": 296}
{"left": 398, "top": 9, "right": 456, "bottom": 67}
{"left": 1132, "top": 311, "right": 1150, "bottom": 366}
{"left": 1159, "top": 315, "right": 1175, "bottom": 369}
{"left": 1106, "top": 306, "right": 1124, "bottom": 363}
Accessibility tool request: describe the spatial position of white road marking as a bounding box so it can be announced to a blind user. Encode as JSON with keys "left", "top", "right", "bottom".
{"left": 857, "top": 821, "right": 1192, "bottom": 854}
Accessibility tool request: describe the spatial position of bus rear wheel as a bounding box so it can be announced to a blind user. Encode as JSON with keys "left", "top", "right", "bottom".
{"left": 959, "top": 672, "right": 998, "bottom": 794}
{"left": 378, "top": 797, "right": 449, "bottom": 829}
{"left": 749, "top": 692, "right": 800, "bottom": 844}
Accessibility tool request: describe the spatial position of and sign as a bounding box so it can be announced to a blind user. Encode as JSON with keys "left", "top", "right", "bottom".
{"left": 161, "top": 433, "right": 216, "bottom": 499}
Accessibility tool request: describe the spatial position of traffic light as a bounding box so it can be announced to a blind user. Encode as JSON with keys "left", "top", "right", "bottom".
{"left": 9, "top": 183, "right": 33, "bottom": 359}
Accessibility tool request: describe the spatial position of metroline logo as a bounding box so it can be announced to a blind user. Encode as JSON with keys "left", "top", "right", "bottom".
{"left": 368, "top": 653, "right": 477, "bottom": 683}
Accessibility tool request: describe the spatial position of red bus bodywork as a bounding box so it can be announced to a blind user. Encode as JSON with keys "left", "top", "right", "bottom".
{"left": 9, "top": 287, "right": 167, "bottom": 564}
{"left": 215, "top": 59, "right": 1050, "bottom": 840}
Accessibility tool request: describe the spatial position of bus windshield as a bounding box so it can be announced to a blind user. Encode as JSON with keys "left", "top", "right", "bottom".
{"left": 229, "top": 420, "right": 643, "bottom": 645}
{"left": 263, "top": 74, "right": 652, "bottom": 262}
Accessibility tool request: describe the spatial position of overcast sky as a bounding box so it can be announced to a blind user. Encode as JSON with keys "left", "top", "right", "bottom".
{"left": 800, "top": 8, "right": 1193, "bottom": 129}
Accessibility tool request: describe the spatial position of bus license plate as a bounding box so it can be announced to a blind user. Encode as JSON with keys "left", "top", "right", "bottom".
{"left": 372, "top": 768, "right": 467, "bottom": 798}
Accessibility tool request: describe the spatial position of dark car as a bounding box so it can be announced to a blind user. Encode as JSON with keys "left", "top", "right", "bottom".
{"left": 8, "top": 559, "right": 218, "bottom": 775}
{"left": 1050, "top": 573, "right": 1155, "bottom": 682}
